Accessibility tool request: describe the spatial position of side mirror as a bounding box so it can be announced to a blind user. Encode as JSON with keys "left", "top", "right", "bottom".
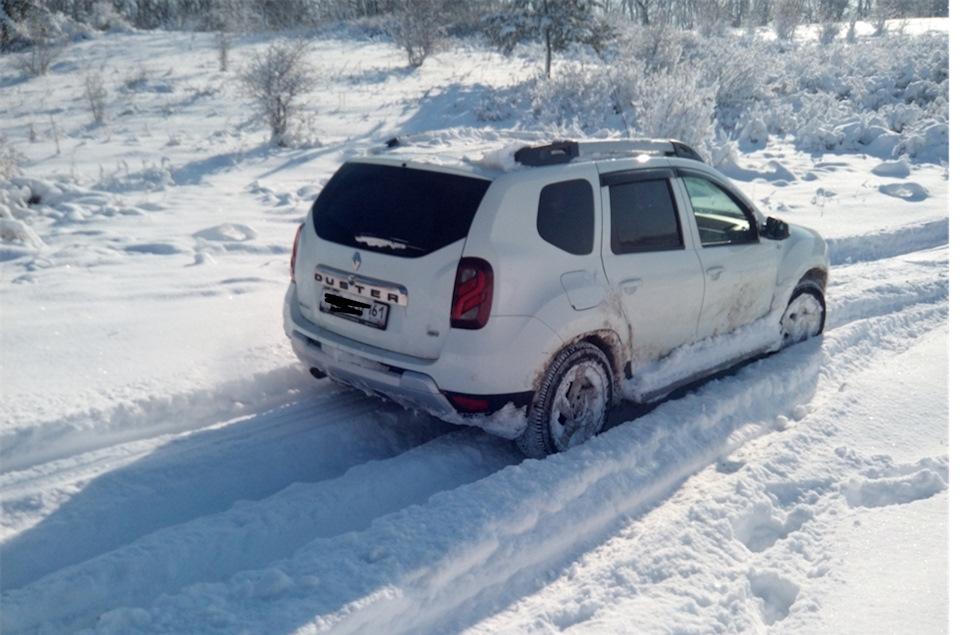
{"left": 761, "top": 216, "right": 790, "bottom": 240}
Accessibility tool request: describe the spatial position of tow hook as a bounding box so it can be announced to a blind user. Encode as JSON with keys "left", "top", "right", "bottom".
{"left": 309, "top": 367, "right": 328, "bottom": 380}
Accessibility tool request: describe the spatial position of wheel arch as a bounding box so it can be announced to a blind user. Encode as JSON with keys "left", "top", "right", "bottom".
{"left": 567, "top": 329, "right": 627, "bottom": 402}
{"left": 519, "top": 337, "right": 616, "bottom": 458}
{"left": 799, "top": 267, "right": 828, "bottom": 296}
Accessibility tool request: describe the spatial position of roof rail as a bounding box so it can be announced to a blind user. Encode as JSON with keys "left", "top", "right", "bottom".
{"left": 514, "top": 139, "right": 704, "bottom": 166}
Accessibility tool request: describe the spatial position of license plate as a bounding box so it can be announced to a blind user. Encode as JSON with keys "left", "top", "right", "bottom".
{"left": 320, "top": 288, "right": 389, "bottom": 329}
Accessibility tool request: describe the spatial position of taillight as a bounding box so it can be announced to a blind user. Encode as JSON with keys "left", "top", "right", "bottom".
{"left": 290, "top": 223, "right": 304, "bottom": 282}
{"left": 450, "top": 257, "right": 493, "bottom": 329}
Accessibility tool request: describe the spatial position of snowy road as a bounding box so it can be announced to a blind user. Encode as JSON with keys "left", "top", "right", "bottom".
{"left": 1, "top": 26, "right": 949, "bottom": 635}
{"left": 1, "top": 228, "right": 948, "bottom": 634}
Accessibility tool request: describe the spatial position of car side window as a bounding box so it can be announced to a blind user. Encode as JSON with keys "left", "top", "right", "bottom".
{"left": 681, "top": 175, "right": 757, "bottom": 247}
{"left": 609, "top": 178, "right": 683, "bottom": 254}
{"left": 537, "top": 179, "right": 594, "bottom": 255}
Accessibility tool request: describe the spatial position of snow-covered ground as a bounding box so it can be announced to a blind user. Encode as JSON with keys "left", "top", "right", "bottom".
{"left": 0, "top": 20, "right": 951, "bottom": 634}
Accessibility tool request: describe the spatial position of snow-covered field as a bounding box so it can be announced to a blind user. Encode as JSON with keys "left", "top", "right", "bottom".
{"left": 0, "top": 20, "right": 951, "bottom": 634}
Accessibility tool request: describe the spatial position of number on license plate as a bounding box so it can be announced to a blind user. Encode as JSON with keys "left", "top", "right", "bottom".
{"left": 320, "top": 289, "right": 389, "bottom": 329}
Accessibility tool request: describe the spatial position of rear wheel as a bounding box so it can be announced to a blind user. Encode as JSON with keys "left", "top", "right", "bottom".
{"left": 517, "top": 342, "right": 613, "bottom": 459}
{"left": 780, "top": 284, "right": 825, "bottom": 346}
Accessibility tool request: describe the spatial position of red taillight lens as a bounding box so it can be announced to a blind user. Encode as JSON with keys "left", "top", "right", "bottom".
{"left": 451, "top": 257, "right": 494, "bottom": 329}
{"left": 290, "top": 223, "right": 304, "bottom": 282}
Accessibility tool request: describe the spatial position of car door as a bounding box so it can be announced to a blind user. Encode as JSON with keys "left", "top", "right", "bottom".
{"left": 600, "top": 169, "right": 705, "bottom": 365}
{"left": 678, "top": 171, "right": 779, "bottom": 339}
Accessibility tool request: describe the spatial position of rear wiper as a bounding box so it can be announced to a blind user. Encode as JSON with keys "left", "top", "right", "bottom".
{"left": 354, "top": 234, "right": 425, "bottom": 252}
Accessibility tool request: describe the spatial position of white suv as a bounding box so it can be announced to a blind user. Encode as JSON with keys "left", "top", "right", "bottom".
{"left": 284, "top": 138, "right": 828, "bottom": 457}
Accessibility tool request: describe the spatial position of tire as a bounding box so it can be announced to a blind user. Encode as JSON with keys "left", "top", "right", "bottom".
{"left": 517, "top": 342, "right": 613, "bottom": 459}
{"left": 780, "top": 283, "right": 826, "bottom": 346}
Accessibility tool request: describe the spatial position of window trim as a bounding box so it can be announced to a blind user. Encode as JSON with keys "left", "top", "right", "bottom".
{"left": 600, "top": 167, "right": 676, "bottom": 188}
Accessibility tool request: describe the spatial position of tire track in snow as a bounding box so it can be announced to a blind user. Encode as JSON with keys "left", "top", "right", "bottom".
{"left": 60, "top": 247, "right": 946, "bottom": 635}
{"left": 826, "top": 243, "right": 947, "bottom": 330}
{"left": 464, "top": 323, "right": 948, "bottom": 634}
{"left": 0, "top": 364, "right": 322, "bottom": 474}
{"left": 1, "top": 431, "right": 520, "bottom": 634}
{"left": 0, "top": 388, "right": 452, "bottom": 593}
{"left": 825, "top": 218, "right": 947, "bottom": 266}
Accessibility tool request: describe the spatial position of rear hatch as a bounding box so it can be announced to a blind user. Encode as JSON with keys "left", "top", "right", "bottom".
{"left": 294, "top": 160, "right": 491, "bottom": 360}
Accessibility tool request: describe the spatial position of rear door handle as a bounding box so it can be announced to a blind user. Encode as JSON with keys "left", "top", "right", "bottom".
{"left": 706, "top": 266, "right": 725, "bottom": 281}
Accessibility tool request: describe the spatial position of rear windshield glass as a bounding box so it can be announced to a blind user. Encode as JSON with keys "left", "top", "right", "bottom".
{"left": 311, "top": 162, "right": 491, "bottom": 257}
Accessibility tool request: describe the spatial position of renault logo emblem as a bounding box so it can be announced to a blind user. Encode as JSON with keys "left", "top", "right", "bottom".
{"left": 352, "top": 251, "right": 361, "bottom": 271}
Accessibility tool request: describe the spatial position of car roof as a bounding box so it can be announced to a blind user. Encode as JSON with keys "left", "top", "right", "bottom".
{"left": 352, "top": 136, "right": 711, "bottom": 182}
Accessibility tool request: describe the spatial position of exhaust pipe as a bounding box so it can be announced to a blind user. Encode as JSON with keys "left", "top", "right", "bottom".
{"left": 309, "top": 367, "right": 327, "bottom": 380}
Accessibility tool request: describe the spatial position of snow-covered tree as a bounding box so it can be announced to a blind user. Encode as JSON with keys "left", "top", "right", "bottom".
{"left": 484, "top": 0, "right": 613, "bottom": 78}
{"left": 1, "top": 1, "right": 29, "bottom": 52}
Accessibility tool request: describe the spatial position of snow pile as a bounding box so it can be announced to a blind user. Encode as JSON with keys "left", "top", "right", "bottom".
{"left": 0, "top": 183, "right": 46, "bottom": 253}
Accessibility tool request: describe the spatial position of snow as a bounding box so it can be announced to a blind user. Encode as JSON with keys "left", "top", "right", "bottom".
{"left": 0, "top": 19, "right": 951, "bottom": 635}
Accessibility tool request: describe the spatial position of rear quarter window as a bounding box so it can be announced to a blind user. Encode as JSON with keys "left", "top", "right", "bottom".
{"left": 311, "top": 162, "right": 491, "bottom": 257}
{"left": 537, "top": 179, "right": 595, "bottom": 255}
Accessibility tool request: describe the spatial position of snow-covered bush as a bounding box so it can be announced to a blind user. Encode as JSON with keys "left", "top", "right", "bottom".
{"left": 88, "top": 2, "right": 133, "bottom": 32}
{"left": 613, "top": 22, "right": 686, "bottom": 73}
{"left": 528, "top": 64, "right": 615, "bottom": 131}
{"left": 475, "top": 82, "right": 533, "bottom": 123}
{"left": 237, "top": 38, "right": 318, "bottom": 146}
{"left": 522, "top": 50, "right": 716, "bottom": 157}
{"left": 0, "top": 212, "right": 45, "bottom": 251}
{"left": 0, "top": 135, "right": 26, "bottom": 180}
{"left": 0, "top": 178, "right": 45, "bottom": 252}
{"left": 507, "top": 21, "right": 947, "bottom": 163}
{"left": 618, "top": 64, "right": 716, "bottom": 153}
{"left": 696, "top": 35, "right": 772, "bottom": 129}
{"left": 95, "top": 159, "right": 175, "bottom": 193}
{"left": 892, "top": 119, "right": 949, "bottom": 160}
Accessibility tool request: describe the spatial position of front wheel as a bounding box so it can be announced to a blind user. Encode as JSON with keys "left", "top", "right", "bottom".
{"left": 517, "top": 342, "right": 613, "bottom": 459}
{"left": 780, "top": 284, "right": 826, "bottom": 346}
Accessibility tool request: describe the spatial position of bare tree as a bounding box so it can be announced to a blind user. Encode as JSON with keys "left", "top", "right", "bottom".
{"left": 391, "top": 0, "right": 446, "bottom": 67}
{"left": 237, "top": 38, "right": 318, "bottom": 146}
{"left": 83, "top": 70, "right": 108, "bottom": 124}
{"left": 215, "top": 30, "right": 232, "bottom": 72}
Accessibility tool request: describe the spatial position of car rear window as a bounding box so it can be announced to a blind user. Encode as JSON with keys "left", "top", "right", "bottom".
{"left": 311, "top": 162, "right": 491, "bottom": 257}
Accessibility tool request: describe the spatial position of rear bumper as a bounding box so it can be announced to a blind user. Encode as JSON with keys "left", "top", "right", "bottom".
{"left": 288, "top": 329, "right": 460, "bottom": 420}
{"left": 284, "top": 283, "right": 559, "bottom": 434}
